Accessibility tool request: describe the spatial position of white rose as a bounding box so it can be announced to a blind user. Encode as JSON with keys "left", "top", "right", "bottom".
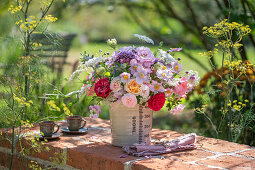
{"left": 139, "top": 84, "right": 150, "bottom": 99}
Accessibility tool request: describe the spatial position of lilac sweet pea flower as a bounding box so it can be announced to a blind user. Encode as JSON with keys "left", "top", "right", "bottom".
{"left": 136, "top": 47, "right": 155, "bottom": 68}
{"left": 172, "top": 61, "right": 183, "bottom": 74}
{"left": 134, "top": 66, "right": 148, "bottom": 84}
{"left": 169, "top": 48, "right": 182, "bottom": 52}
{"left": 90, "top": 113, "right": 99, "bottom": 119}
{"left": 89, "top": 105, "right": 102, "bottom": 119}
{"left": 150, "top": 81, "right": 165, "bottom": 93}
{"left": 93, "top": 105, "right": 102, "bottom": 113}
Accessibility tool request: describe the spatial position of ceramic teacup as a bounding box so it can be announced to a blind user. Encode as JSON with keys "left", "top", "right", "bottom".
{"left": 39, "top": 121, "right": 60, "bottom": 137}
{"left": 67, "top": 115, "right": 86, "bottom": 131}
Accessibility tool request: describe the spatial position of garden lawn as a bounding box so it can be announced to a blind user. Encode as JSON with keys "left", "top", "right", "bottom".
{"left": 66, "top": 42, "right": 255, "bottom": 79}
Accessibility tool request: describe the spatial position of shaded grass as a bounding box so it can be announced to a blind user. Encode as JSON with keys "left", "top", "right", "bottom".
{"left": 70, "top": 43, "right": 211, "bottom": 77}
{"left": 69, "top": 42, "right": 255, "bottom": 77}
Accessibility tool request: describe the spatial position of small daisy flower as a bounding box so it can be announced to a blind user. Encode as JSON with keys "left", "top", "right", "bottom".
{"left": 130, "top": 59, "right": 142, "bottom": 74}
{"left": 172, "top": 61, "right": 183, "bottom": 74}
{"left": 120, "top": 72, "right": 131, "bottom": 83}
{"left": 134, "top": 66, "right": 148, "bottom": 84}
{"left": 165, "top": 88, "right": 173, "bottom": 97}
{"left": 156, "top": 69, "right": 173, "bottom": 81}
{"left": 150, "top": 81, "right": 165, "bottom": 93}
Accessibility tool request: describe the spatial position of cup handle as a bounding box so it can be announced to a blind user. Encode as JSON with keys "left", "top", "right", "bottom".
{"left": 53, "top": 124, "right": 60, "bottom": 134}
{"left": 80, "top": 118, "right": 86, "bottom": 129}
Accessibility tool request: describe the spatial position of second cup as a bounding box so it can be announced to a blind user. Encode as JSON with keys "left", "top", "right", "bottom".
{"left": 67, "top": 115, "right": 86, "bottom": 131}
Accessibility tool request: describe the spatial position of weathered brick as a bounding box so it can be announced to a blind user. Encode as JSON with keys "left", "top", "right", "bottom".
{"left": 66, "top": 143, "right": 136, "bottom": 170}
{"left": 238, "top": 148, "right": 255, "bottom": 158}
{"left": 0, "top": 150, "right": 33, "bottom": 170}
{"left": 164, "top": 149, "right": 214, "bottom": 162}
{"left": 197, "top": 155, "right": 255, "bottom": 169}
{"left": 196, "top": 136, "right": 251, "bottom": 153}
{"left": 1, "top": 118, "right": 255, "bottom": 170}
{"left": 131, "top": 158, "right": 219, "bottom": 170}
{"left": 151, "top": 129, "right": 183, "bottom": 140}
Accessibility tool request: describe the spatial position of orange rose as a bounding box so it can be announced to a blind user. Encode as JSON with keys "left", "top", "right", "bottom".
{"left": 125, "top": 79, "right": 141, "bottom": 95}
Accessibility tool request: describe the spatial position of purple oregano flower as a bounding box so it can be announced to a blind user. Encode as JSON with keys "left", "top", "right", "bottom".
{"left": 112, "top": 46, "right": 136, "bottom": 64}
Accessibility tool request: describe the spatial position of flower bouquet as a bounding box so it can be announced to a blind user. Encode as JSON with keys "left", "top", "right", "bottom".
{"left": 70, "top": 36, "right": 200, "bottom": 146}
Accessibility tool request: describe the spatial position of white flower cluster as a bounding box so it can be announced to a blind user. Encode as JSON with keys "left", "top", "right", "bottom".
{"left": 184, "top": 70, "right": 200, "bottom": 86}
{"left": 167, "top": 78, "right": 180, "bottom": 87}
{"left": 134, "top": 34, "right": 154, "bottom": 45}
{"left": 69, "top": 64, "right": 86, "bottom": 81}
{"left": 84, "top": 56, "right": 103, "bottom": 67}
{"left": 157, "top": 49, "right": 176, "bottom": 64}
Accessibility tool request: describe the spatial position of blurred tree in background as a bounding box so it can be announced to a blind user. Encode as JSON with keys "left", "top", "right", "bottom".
{"left": 118, "top": 0, "right": 255, "bottom": 69}
{"left": 44, "top": 0, "right": 255, "bottom": 72}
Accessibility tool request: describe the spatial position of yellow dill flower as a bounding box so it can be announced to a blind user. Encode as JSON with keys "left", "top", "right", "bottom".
{"left": 8, "top": 5, "right": 22, "bottom": 14}
{"left": 13, "top": 94, "right": 33, "bottom": 107}
{"left": 47, "top": 100, "right": 60, "bottom": 112}
{"left": 44, "top": 15, "right": 58, "bottom": 22}
{"left": 63, "top": 103, "right": 73, "bottom": 116}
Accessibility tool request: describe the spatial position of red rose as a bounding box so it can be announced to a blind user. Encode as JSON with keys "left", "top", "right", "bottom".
{"left": 148, "top": 93, "right": 166, "bottom": 111}
{"left": 94, "top": 77, "right": 111, "bottom": 98}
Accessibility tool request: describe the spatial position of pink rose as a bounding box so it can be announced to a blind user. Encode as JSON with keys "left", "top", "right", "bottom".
{"left": 173, "top": 77, "right": 188, "bottom": 98}
{"left": 110, "top": 78, "right": 122, "bottom": 92}
{"left": 121, "top": 93, "right": 137, "bottom": 108}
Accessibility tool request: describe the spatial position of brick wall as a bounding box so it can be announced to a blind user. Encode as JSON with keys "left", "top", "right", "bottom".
{"left": 0, "top": 118, "right": 254, "bottom": 170}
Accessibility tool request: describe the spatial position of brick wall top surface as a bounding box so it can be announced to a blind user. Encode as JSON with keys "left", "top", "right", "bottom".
{"left": 0, "top": 118, "right": 254, "bottom": 170}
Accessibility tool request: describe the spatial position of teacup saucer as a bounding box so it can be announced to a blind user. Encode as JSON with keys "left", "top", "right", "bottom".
{"left": 36, "top": 132, "right": 62, "bottom": 140}
{"left": 60, "top": 127, "right": 88, "bottom": 134}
